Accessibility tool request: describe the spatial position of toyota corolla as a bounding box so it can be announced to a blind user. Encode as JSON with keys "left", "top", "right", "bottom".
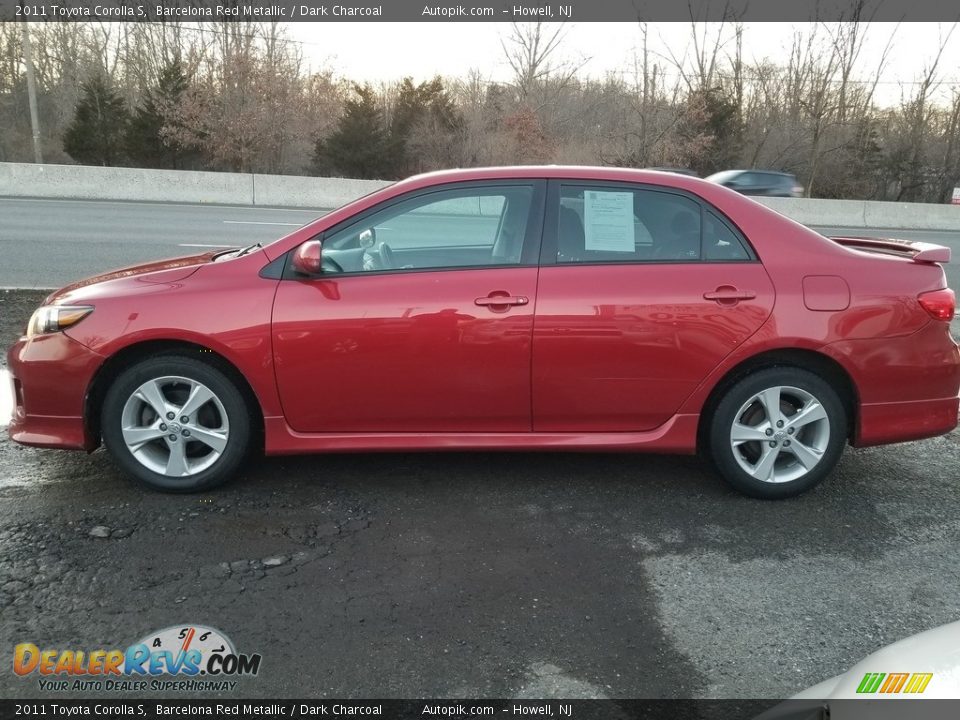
{"left": 7, "top": 167, "right": 959, "bottom": 498}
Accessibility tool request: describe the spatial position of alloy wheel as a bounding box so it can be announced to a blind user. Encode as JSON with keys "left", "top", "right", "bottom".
{"left": 729, "top": 385, "right": 831, "bottom": 484}
{"left": 120, "top": 375, "right": 230, "bottom": 477}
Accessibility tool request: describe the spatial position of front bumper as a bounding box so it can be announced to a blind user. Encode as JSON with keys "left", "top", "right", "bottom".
{"left": 6, "top": 332, "right": 104, "bottom": 450}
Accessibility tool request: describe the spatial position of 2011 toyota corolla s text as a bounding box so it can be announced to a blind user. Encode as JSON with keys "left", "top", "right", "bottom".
{"left": 7, "top": 167, "right": 960, "bottom": 498}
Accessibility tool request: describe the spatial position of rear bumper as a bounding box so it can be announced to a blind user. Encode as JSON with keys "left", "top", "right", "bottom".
{"left": 6, "top": 332, "right": 103, "bottom": 450}
{"left": 824, "top": 320, "right": 960, "bottom": 447}
{"left": 855, "top": 396, "right": 959, "bottom": 447}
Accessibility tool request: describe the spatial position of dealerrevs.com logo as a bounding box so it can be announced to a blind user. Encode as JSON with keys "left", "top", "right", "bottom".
{"left": 14, "top": 625, "right": 261, "bottom": 692}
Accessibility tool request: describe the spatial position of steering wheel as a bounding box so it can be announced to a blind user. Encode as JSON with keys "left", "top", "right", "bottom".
{"left": 377, "top": 242, "right": 396, "bottom": 270}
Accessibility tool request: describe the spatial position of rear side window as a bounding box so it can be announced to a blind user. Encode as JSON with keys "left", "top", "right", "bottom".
{"left": 703, "top": 211, "right": 751, "bottom": 261}
{"left": 555, "top": 185, "right": 754, "bottom": 264}
{"left": 557, "top": 186, "right": 702, "bottom": 263}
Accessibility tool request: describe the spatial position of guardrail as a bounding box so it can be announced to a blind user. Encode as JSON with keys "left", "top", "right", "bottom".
{"left": 1, "top": 161, "right": 958, "bottom": 231}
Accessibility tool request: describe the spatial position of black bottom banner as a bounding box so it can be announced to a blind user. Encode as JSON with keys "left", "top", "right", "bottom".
{"left": 1, "top": 699, "right": 959, "bottom": 720}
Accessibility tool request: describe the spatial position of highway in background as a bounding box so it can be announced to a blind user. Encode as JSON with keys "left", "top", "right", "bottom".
{"left": 1, "top": 196, "right": 958, "bottom": 292}
{"left": 0, "top": 197, "right": 325, "bottom": 288}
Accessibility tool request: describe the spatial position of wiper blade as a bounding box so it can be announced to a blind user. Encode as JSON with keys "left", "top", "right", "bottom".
{"left": 236, "top": 242, "right": 263, "bottom": 257}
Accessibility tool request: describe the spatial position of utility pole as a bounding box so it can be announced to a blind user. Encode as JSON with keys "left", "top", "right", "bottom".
{"left": 20, "top": 17, "right": 43, "bottom": 164}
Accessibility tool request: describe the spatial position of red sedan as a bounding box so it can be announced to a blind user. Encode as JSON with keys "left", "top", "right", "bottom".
{"left": 7, "top": 167, "right": 959, "bottom": 498}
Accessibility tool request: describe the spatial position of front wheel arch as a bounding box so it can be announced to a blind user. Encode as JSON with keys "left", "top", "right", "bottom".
{"left": 696, "top": 348, "right": 858, "bottom": 455}
{"left": 84, "top": 340, "right": 264, "bottom": 453}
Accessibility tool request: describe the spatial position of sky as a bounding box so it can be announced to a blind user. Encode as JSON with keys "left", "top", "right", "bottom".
{"left": 287, "top": 22, "right": 960, "bottom": 106}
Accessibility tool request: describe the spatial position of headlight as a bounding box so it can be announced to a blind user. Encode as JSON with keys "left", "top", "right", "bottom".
{"left": 26, "top": 305, "right": 95, "bottom": 338}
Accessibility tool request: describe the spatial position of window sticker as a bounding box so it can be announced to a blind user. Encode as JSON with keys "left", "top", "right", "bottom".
{"left": 583, "top": 190, "right": 634, "bottom": 252}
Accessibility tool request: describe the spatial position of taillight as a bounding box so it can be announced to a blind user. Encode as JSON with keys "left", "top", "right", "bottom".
{"left": 918, "top": 288, "right": 956, "bottom": 321}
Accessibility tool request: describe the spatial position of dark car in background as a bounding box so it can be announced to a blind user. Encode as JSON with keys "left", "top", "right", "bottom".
{"left": 707, "top": 170, "right": 804, "bottom": 197}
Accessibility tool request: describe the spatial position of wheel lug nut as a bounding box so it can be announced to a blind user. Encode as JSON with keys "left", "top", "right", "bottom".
{"left": 159, "top": 423, "right": 167, "bottom": 431}
{"left": 765, "top": 428, "right": 773, "bottom": 436}
{"left": 776, "top": 420, "right": 784, "bottom": 428}
{"left": 768, "top": 441, "right": 777, "bottom": 448}
{"left": 180, "top": 416, "right": 189, "bottom": 424}
{"left": 169, "top": 434, "right": 178, "bottom": 442}
{"left": 166, "top": 412, "right": 175, "bottom": 420}
{"left": 784, "top": 440, "right": 791, "bottom": 446}
{"left": 182, "top": 429, "right": 191, "bottom": 437}
{"left": 788, "top": 427, "right": 794, "bottom": 434}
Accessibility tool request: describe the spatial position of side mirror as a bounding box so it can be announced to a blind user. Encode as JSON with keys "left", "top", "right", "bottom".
{"left": 291, "top": 240, "right": 323, "bottom": 275}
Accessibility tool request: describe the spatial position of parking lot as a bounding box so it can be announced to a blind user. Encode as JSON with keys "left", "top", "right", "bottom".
{"left": 2, "top": 286, "right": 959, "bottom": 700}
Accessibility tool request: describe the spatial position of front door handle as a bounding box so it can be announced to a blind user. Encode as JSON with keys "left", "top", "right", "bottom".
{"left": 704, "top": 287, "right": 756, "bottom": 304}
{"left": 475, "top": 295, "right": 529, "bottom": 307}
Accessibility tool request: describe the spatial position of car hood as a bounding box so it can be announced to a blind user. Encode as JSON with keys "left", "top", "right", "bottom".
{"left": 44, "top": 251, "right": 220, "bottom": 305}
{"left": 792, "top": 619, "right": 960, "bottom": 699}
{"left": 755, "top": 621, "right": 960, "bottom": 720}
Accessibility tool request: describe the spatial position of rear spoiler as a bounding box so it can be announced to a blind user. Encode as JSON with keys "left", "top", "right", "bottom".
{"left": 829, "top": 236, "right": 951, "bottom": 264}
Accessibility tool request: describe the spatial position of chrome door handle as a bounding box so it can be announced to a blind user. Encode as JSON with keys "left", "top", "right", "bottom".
{"left": 704, "top": 288, "right": 756, "bottom": 302}
{"left": 475, "top": 295, "right": 529, "bottom": 307}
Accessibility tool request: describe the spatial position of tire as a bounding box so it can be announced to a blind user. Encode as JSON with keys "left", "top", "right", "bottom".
{"left": 101, "top": 355, "right": 251, "bottom": 493}
{"left": 708, "top": 367, "right": 847, "bottom": 499}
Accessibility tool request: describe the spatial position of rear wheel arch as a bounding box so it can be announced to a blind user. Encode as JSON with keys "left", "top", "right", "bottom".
{"left": 85, "top": 340, "right": 264, "bottom": 451}
{"left": 697, "top": 348, "right": 859, "bottom": 452}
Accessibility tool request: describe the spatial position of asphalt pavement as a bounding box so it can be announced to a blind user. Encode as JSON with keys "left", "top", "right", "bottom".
{"left": 2, "top": 286, "right": 960, "bottom": 700}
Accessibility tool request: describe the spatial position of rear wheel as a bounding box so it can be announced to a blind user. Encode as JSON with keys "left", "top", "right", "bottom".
{"left": 708, "top": 367, "right": 847, "bottom": 499}
{"left": 101, "top": 356, "right": 251, "bottom": 492}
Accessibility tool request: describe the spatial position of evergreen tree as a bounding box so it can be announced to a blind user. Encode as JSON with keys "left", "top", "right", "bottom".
{"left": 63, "top": 75, "right": 129, "bottom": 167}
{"left": 125, "top": 61, "right": 191, "bottom": 169}
{"left": 314, "top": 84, "right": 391, "bottom": 179}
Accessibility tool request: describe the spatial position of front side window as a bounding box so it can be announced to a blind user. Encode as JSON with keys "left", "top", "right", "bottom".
{"left": 321, "top": 185, "right": 534, "bottom": 274}
{"left": 557, "top": 186, "right": 702, "bottom": 263}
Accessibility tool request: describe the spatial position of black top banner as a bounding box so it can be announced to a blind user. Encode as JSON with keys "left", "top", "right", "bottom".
{"left": 4, "top": 0, "right": 960, "bottom": 22}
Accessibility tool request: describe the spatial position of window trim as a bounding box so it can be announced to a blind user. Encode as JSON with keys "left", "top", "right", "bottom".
{"left": 541, "top": 179, "right": 758, "bottom": 267}
{"left": 280, "top": 179, "right": 547, "bottom": 280}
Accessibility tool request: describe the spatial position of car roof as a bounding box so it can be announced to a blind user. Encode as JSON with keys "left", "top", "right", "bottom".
{"left": 722, "top": 169, "right": 796, "bottom": 178}
{"left": 390, "top": 165, "right": 714, "bottom": 192}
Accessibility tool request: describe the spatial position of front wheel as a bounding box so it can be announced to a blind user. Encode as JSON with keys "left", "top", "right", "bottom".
{"left": 708, "top": 367, "right": 848, "bottom": 499}
{"left": 101, "top": 356, "right": 251, "bottom": 492}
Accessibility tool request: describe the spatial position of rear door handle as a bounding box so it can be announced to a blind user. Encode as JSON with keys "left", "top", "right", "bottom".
{"left": 475, "top": 295, "right": 529, "bottom": 307}
{"left": 704, "top": 287, "right": 756, "bottom": 303}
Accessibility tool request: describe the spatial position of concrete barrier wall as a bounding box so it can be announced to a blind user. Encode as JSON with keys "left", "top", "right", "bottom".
{"left": 252, "top": 173, "right": 389, "bottom": 208}
{"left": 0, "top": 162, "right": 255, "bottom": 206}
{"left": 0, "top": 161, "right": 389, "bottom": 209}
{"left": 1, "top": 161, "right": 958, "bottom": 231}
{"left": 757, "top": 197, "right": 960, "bottom": 231}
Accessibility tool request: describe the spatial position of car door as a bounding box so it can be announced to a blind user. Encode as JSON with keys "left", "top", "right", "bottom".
{"left": 272, "top": 181, "right": 545, "bottom": 433}
{"left": 532, "top": 180, "right": 775, "bottom": 432}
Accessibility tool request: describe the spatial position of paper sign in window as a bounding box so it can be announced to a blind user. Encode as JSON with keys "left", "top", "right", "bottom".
{"left": 583, "top": 191, "right": 634, "bottom": 252}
